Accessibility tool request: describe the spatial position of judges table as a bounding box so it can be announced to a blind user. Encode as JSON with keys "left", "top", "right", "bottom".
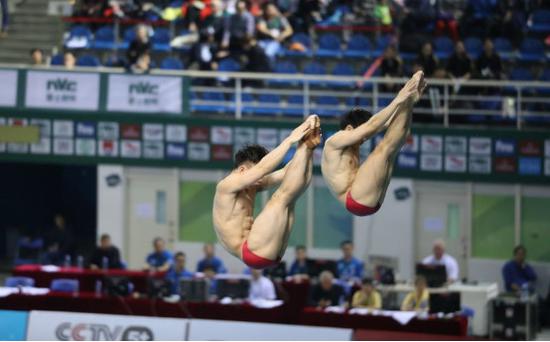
{"left": 0, "top": 290, "right": 467, "bottom": 337}
{"left": 378, "top": 282, "right": 499, "bottom": 336}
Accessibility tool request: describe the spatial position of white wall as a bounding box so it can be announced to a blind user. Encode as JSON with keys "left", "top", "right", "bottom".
{"left": 96, "top": 165, "right": 126, "bottom": 253}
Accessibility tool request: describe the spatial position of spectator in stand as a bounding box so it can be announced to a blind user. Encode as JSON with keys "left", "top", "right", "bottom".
{"left": 490, "top": 0, "right": 528, "bottom": 47}
{"left": 186, "top": 27, "right": 220, "bottom": 79}
{"left": 1, "top": 0, "right": 8, "bottom": 38}
{"left": 256, "top": 2, "right": 293, "bottom": 62}
{"left": 127, "top": 24, "right": 151, "bottom": 66}
{"left": 90, "top": 234, "right": 122, "bottom": 269}
{"left": 415, "top": 42, "right": 438, "bottom": 77}
{"left": 475, "top": 39, "right": 502, "bottom": 81}
{"left": 401, "top": 275, "right": 429, "bottom": 312}
{"left": 308, "top": 271, "right": 344, "bottom": 308}
{"left": 222, "top": 0, "right": 255, "bottom": 58}
{"left": 42, "top": 214, "right": 74, "bottom": 265}
{"left": 351, "top": 278, "right": 382, "bottom": 309}
{"left": 502, "top": 245, "right": 537, "bottom": 293}
{"left": 374, "top": 0, "right": 392, "bottom": 28}
{"left": 294, "top": 0, "right": 323, "bottom": 32}
{"left": 446, "top": 40, "right": 472, "bottom": 81}
{"left": 336, "top": 240, "right": 364, "bottom": 283}
{"left": 202, "top": 265, "right": 219, "bottom": 299}
{"left": 422, "top": 239, "right": 459, "bottom": 283}
{"left": 30, "top": 48, "right": 45, "bottom": 66}
{"left": 197, "top": 243, "right": 227, "bottom": 273}
{"left": 288, "top": 245, "right": 312, "bottom": 278}
{"left": 130, "top": 53, "right": 152, "bottom": 74}
{"left": 203, "top": 0, "right": 227, "bottom": 44}
{"left": 401, "top": 0, "right": 438, "bottom": 34}
{"left": 64, "top": 51, "right": 76, "bottom": 70}
{"left": 460, "top": 0, "right": 497, "bottom": 37}
{"left": 380, "top": 45, "right": 403, "bottom": 91}
{"left": 165, "top": 252, "right": 194, "bottom": 294}
{"left": 249, "top": 268, "right": 277, "bottom": 300}
{"left": 145, "top": 237, "right": 173, "bottom": 272}
{"left": 73, "top": 0, "right": 108, "bottom": 18}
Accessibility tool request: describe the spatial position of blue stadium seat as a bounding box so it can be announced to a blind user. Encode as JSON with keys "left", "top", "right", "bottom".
{"left": 268, "top": 61, "right": 299, "bottom": 87}
{"left": 464, "top": 37, "right": 483, "bottom": 59}
{"left": 160, "top": 57, "right": 184, "bottom": 70}
{"left": 64, "top": 25, "right": 92, "bottom": 49}
{"left": 254, "top": 94, "right": 282, "bottom": 116}
{"left": 194, "top": 92, "right": 231, "bottom": 114}
{"left": 529, "top": 10, "right": 550, "bottom": 33}
{"left": 328, "top": 63, "right": 356, "bottom": 89}
{"left": 5, "top": 276, "right": 35, "bottom": 288}
{"left": 51, "top": 54, "right": 64, "bottom": 66}
{"left": 218, "top": 58, "right": 241, "bottom": 72}
{"left": 283, "top": 95, "right": 305, "bottom": 117}
{"left": 537, "top": 69, "right": 550, "bottom": 95}
{"left": 317, "top": 33, "right": 342, "bottom": 58}
{"left": 507, "top": 68, "right": 535, "bottom": 95}
{"left": 493, "top": 37, "right": 515, "bottom": 60}
{"left": 93, "top": 26, "right": 116, "bottom": 50}
{"left": 519, "top": 38, "right": 545, "bottom": 62}
{"left": 282, "top": 33, "right": 312, "bottom": 57}
{"left": 152, "top": 28, "right": 171, "bottom": 52}
{"left": 357, "top": 97, "right": 371, "bottom": 108}
{"left": 433, "top": 37, "right": 454, "bottom": 59}
{"left": 303, "top": 62, "right": 327, "bottom": 87}
{"left": 119, "top": 27, "right": 137, "bottom": 49}
{"left": 14, "top": 238, "right": 43, "bottom": 265}
{"left": 76, "top": 54, "right": 101, "bottom": 67}
{"left": 344, "top": 34, "right": 371, "bottom": 58}
{"left": 315, "top": 96, "right": 341, "bottom": 117}
{"left": 51, "top": 279, "right": 79, "bottom": 293}
{"left": 372, "top": 35, "right": 393, "bottom": 57}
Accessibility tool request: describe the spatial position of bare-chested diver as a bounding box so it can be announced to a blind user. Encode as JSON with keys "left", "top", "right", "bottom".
{"left": 213, "top": 115, "right": 321, "bottom": 269}
{"left": 321, "top": 71, "right": 427, "bottom": 216}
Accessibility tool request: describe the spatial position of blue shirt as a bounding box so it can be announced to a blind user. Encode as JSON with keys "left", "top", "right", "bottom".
{"left": 196, "top": 257, "right": 227, "bottom": 274}
{"left": 502, "top": 260, "right": 537, "bottom": 292}
{"left": 289, "top": 260, "right": 309, "bottom": 276}
{"left": 165, "top": 266, "right": 194, "bottom": 294}
{"left": 146, "top": 250, "right": 173, "bottom": 268}
{"left": 336, "top": 257, "right": 364, "bottom": 281}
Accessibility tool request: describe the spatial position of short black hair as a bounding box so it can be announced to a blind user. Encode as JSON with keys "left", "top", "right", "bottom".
{"left": 340, "top": 240, "right": 353, "bottom": 247}
{"left": 30, "top": 48, "right": 43, "bottom": 55}
{"left": 153, "top": 237, "right": 164, "bottom": 245}
{"left": 234, "top": 144, "right": 268, "bottom": 168}
{"left": 175, "top": 251, "right": 186, "bottom": 258}
{"left": 362, "top": 277, "right": 374, "bottom": 286}
{"left": 295, "top": 245, "right": 306, "bottom": 251}
{"left": 513, "top": 245, "right": 526, "bottom": 255}
{"left": 100, "top": 234, "right": 110, "bottom": 241}
{"left": 340, "top": 108, "right": 372, "bottom": 130}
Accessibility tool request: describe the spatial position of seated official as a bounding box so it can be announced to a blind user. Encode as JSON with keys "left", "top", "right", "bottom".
{"left": 201, "top": 266, "right": 218, "bottom": 299}
{"left": 401, "top": 276, "right": 429, "bottom": 312}
{"left": 351, "top": 278, "right": 382, "bottom": 309}
{"left": 249, "top": 268, "right": 276, "bottom": 300}
{"left": 165, "top": 252, "right": 194, "bottom": 294}
{"left": 308, "top": 271, "right": 344, "bottom": 308}
{"left": 502, "top": 245, "right": 537, "bottom": 293}
{"left": 196, "top": 243, "right": 227, "bottom": 274}
{"left": 337, "top": 241, "right": 364, "bottom": 283}
{"left": 90, "top": 234, "right": 122, "bottom": 269}
{"left": 145, "top": 237, "right": 173, "bottom": 272}
{"left": 288, "top": 245, "right": 312, "bottom": 278}
{"left": 422, "top": 239, "right": 459, "bottom": 282}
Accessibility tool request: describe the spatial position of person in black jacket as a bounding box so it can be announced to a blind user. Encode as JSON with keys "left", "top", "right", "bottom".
{"left": 308, "top": 271, "right": 344, "bottom": 308}
{"left": 42, "top": 214, "right": 74, "bottom": 265}
{"left": 90, "top": 234, "right": 122, "bottom": 269}
{"left": 127, "top": 25, "right": 151, "bottom": 66}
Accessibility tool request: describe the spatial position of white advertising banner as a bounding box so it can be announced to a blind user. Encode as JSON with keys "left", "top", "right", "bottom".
{"left": 0, "top": 70, "right": 18, "bottom": 107}
{"left": 107, "top": 75, "right": 182, "bottom": 113}
{"left": 188, "top": 319, "right": 352, "bottom": 341}
{"left": 27, "top": 311, "right": 188, "bottom": 341}
{"left": 25, "top": 71, "right": 100, "bottom": 110}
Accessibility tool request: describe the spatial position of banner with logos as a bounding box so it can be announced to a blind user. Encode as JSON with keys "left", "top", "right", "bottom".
{"left": 188, "top": 319, "right": 352, "bottom": 341}
{"left": 26, "top": 311, "right": 188, "bottom": 341}
{"left": 25, "top": 71, "right": 100, "bottom": 111}
{"left": 107, "top": 75, "right": 182, "bottom": 114}
{"left": 0, "top": 113, "right": 549, "bottom": 184}
{"left": 0, "top": 310, "right": 28, "bottom": 340}
{"left": 0, "top": 70, "right": 18, "bottom": 107}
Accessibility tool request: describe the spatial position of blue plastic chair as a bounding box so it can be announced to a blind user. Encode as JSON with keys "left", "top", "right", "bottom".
{"left": 529, "top": 10, "right": 550, "bottom": 33}
{"left": 303, "top": 62, "right": 326, "bottom": 87}
{"left": 76, "top": 54, "right": 101, "bottom": 67}
{"left": 537, "top": 69, "right": 550, "bottom": 95}
{"left": 93, "top": 26, "right": 116, "bottom": 50}
{"left": 315, "top": 96, "right": 341, "bottom": 117}
{"left": 51, "top": 279, "right": 79, "bottom": 293}
{"left": 195, "top": 92, "right": 231, "bottom": 114}
{"left": 64, "top": 25, "right": 93, "bottom": 49}
{"left": 268, "top": 61, "right": 299, "bottom": 87}
{"left": 317, "top": 33, "right": 342, "bottom": 58}
{"left": 344, "top": 34, "right": 371, "bottom": 58}
{"left": 283, "top": 95, "right": 305, "bottom": 117}
{"left": 433, "top": 37, "right": 454, "bottom": 59}
{"left": 372, "top": 35, "right": 393, "bottom": 57}
{"left": 519, "top": 38, "right": 545, "bottom": 62}
{"left": 283, "top": 33, "right": 312, "bottom": 57}
{"left": 254, "top": 94, "right": 282, "bottom": 116}
{"left": 152, "top": 28, "right": 171, "bottom": 52}
{"left": 5, "top": 277, "right": 35, "bottom": 288}
{"left": 160, "top": 57, "right": 184, "bottom": 70}
{"left": 50, "top": 54, "right": 64, "bottom": 66}
{"left": 119, "top": 27, "right": 137, "bottom": 49}
{"left": 464, "top": 37, "right": 483, "bottom": 59}
{"left": 14, "top": 238, "right": 43, "bottom": 265}
{"left": 329, "top": 63, "right": 356, "bottom": 89}
{"left": 493, "top": 37, "right": 515, "bottom": 60}
{"left": 218, "top": 58, "right": 241, "bottom": 72}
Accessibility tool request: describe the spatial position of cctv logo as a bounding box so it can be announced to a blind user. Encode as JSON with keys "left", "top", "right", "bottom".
{"left": 55, "top": 323, "right": 154, "bottom": 341}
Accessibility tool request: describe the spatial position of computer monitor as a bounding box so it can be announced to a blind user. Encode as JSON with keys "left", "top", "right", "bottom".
{"left": 216, "top": 277, "right": 250, "bottom": 299}
{"left": 179, "top": 278, "right": 209, "bottom": 302}
{"left": 429, "top": 292, "right": 461, "bottom": 314}
{"left": 104, "top": 276, "right": 132, "bottom": 296}
{"left": 147, "top": 278, "right": 172, "bottom": 299}
{"left": 416, "top": 263, "right": 447, "bottom": 288}
{"left": 263, "top": 261, "right": 287, "bottom": 280}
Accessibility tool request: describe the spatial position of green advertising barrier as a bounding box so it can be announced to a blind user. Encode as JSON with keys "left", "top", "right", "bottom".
{"left": 0, "top": 109, "right": 549, "bottom": 185}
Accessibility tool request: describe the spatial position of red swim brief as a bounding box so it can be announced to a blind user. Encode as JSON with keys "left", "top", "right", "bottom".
{"left": 345, "top": 191, "right": 381, "bottom": 216}
{"left": 241, "top": 240, "right": 280, "bottom": 269}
